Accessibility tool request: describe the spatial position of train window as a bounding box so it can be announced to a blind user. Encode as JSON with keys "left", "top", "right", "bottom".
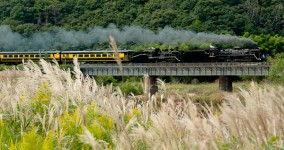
{"left": 84, "top": 54, "right": 89, "bottom": 57}
{"left": 3, "top": 55, "right": 7, "bottom": 57}
{"left": 120, "top": 53, "right": 125, "bottom": 57}
{"left": 19, "top": 55, "right": 23, "bottom": 57}
{"left": 25, "top": 55, "right": 29, "bottom": 57}
{"left": 35, "top": 55, "right": 39, "bottom": 57}
{"left": 78, "top": 54, "right": 83, "bottom": 57}
{"left": 102, "top": 54, "right": 107, "bottom": 57}
{"left": 90, "top": 54, "right": 95, "bottom": 57}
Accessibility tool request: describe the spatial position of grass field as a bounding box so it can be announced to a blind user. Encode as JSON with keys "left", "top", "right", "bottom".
{"left": 0, "top": 59, "right": 283, "bottom": 149}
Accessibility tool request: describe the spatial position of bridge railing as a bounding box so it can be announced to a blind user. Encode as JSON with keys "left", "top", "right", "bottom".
{"left": 80, "top": 62, "right": 271, "bottom": 76}
{"left": 80, "top": 62, "right": 270, "bottom": 67}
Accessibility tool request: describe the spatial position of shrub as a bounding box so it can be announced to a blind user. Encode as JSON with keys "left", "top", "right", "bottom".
{"left": 118, "top": 81, "right": 143, "bottom": 95}
{"left": 268, "top": 53, "right": 284, "bottom": 84}
{"left": 95, "top": 76, "right": 118, "bottom": 86}
{"left": 0, "top": 64, "right": 14, "bottom": 71}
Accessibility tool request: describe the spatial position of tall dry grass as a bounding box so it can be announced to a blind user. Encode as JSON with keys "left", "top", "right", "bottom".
{"left": 0, "top": 59, "right": 283, "bottom": 149}
{"left": 109, "top": 35, "right": 123, "bottom": 74}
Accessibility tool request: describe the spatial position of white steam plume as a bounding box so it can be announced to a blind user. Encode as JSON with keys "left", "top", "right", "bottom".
{"left": 0, "top": 24, "right": 256, "bottom": 51}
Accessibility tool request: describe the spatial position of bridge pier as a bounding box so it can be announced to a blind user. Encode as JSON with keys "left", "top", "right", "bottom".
{"left": 219, "top": 76, "right": 232, "bottom": 92}
{"left": 149, "top": 76, "right": 158, "bottom": 95}
{"left": 144, "top": 75, "right": 158, "bottom": 95}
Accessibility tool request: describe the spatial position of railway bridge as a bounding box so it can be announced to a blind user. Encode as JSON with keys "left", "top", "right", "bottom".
{"left": 80, "top": 62, "right": 270, "bottom": 95}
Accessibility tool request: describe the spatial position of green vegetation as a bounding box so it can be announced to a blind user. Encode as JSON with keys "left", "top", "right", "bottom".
{"left": 95, "top": 76, "right": 143, "bottom": 95}
{"left": 0, "top": 0, "right": 283, "bottom": 35}
{"left": 0, "top": 64, "right": 14, "bottom": 71}
{"left": 243, "top": 33, "right": 284, "bottom": 55}
{"left": 0, "top": 0, "right": 283, "bottom": 53}
{"left": 0, "top": 58, "right": 284, "bottom": 149}
{"left": 268, "top": 53, "right": 284, "bottom": 84}
{"left": 0, "top": 1, "right": 283, "bottom": 148}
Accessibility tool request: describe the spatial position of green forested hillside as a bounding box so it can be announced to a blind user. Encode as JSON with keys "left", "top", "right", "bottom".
{"left": 0, "top": 0, "right": 283, "bottom": 35}
{"left": 0, "top": 0, "right": 283, "bottom": 52}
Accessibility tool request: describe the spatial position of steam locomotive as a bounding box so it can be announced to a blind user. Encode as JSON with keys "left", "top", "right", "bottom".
{"left": 0, "top": 47, "right": 266, "bottom": 64}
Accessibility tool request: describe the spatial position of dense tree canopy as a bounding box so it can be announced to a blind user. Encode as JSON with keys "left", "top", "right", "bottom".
{"left": 0, "top": 0, "right": 283, "bottom": 52}
{"left": 0, "top": 0, "right": 283, "bottom": 35}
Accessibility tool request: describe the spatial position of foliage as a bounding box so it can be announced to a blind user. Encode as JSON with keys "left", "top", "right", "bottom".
{"left": 118, "top": 80, "right": 143, "bottom": 95}
{"left": 95, "top": 76, "right": 143, "bottom": 95}
{"left": 0, "top": 0, "right": 283, "bottom": 52}
{"left": 20, "top": 127, "right": 44, "bottom": 150}
{"left": 0, "top": 0, "right": 283, "bottom": 37}
{"left": 268, "top": 53, "right": 284, "bottom": 84}
{"left": 95, "top": 76, "right": 118, "bottom": 86}
{"left": 0, "top": 64, "right": 14, "bottom": 71}
{"left": 244, "top": 33, "right": 284, "bottom": 55}
{"left": 59, "top": 63, "right": 73, "bottom": 71}
{"left": 0, "top": 60, "right": 283, "bottom": 149}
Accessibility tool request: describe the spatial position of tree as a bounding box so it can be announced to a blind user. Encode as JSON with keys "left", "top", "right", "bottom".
{"left": 268, "top": 53, "right": 284, "bottom": 84}
{"left": 244, "top": 0, "right": 260, "bottom": 24}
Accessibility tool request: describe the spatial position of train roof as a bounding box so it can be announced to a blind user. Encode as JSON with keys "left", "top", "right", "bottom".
{"left": 0, "top": 50, "right": 135, "bottom": 54}
{"left": 60, "top": 50, "right": 134, "bottom": 53}
{"left": 0, "top": 51, "right": 60, "bottom": 54}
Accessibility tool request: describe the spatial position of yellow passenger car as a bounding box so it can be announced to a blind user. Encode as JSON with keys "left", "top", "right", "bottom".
{"left": 0, "top": 51, "right": 61, "bottom": 63}
{"left": 60, "top": 50, "right": 130, "bottom": 63}
{"left": 0, "top": 50, "right": 133, "bottom": 64}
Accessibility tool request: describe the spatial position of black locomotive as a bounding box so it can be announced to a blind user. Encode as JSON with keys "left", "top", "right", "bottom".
{"left": 130, "top": 46, "right": 265, "bottom": 63}
{"left": 0, "top": 46, "right": 266, "bottom": 64}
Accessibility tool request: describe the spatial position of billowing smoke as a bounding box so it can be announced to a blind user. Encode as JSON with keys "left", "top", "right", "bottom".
{"left": 0, "top": 24, "right": 256, "bottom": 51}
